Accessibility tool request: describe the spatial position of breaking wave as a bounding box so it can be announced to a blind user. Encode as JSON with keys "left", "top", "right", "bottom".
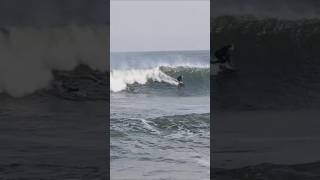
{"left": 110, "top": 67, "right": 178, "bottom": 92}
{"left": 0, "top": 25, "right": 108, "bottom": 97}
{"left": 212, "top": 16, "right": 320, "bottom": 111}
{"left": 110, "top": 65, "right": 210, "bottom": 93}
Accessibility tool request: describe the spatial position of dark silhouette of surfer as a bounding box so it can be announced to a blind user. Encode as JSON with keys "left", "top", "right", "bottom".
{"left": 177, "top": 75, "right": 183, "bottom": 82}
{"left": 177, "top": 75, "right": 184, "bottom": 88}
{"left": 212, "top": 44, "right": 234, "bottom": 64}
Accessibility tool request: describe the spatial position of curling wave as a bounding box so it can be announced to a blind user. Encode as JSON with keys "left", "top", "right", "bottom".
{"left": 110, "top": 65, "right": 210, "bottom": 93}
{"left": 212, "top": 16, "right": 320, "bottom": 111}
{"left": 110, "top": 67, "right": 178, "bottom": 92}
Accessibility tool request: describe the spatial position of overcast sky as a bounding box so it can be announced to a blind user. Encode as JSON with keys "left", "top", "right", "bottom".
{"left": 111, "top": 0, "right": 209, "bottom": 52}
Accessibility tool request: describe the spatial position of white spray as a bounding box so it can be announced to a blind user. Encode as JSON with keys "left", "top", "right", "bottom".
{"left": 0, "top": 25, "right": 108, "bottom": 97}
{"left": 110, "top": 67, "right": 179, "bottom": 92}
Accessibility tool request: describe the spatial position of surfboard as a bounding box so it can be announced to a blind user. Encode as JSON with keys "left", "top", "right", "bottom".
{"left": 178, "top": 81, "right": 184, "bottom": 87}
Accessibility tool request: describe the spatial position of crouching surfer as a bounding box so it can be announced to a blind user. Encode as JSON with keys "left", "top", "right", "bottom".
{"left": 177, "top": 75, "right": 184, "bottom": 88}
{"left": 212, "top": 43, "right": 236, "bottom": 70}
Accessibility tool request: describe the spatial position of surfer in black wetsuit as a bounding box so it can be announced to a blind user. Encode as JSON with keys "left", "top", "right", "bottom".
{"left": 177, "top": 75, "right": 183, "bottom": 83}
{"left": 177, "top": 75, "right": 184, "bottom": 87}
{"left": 212, "top": 44, "right": 234, "bottom": 64}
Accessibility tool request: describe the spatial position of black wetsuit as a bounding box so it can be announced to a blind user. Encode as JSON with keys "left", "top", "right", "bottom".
{"left": 177, "top": 76, "right": 184, "bottom": 87}
{"left": 177, "top": 76, "right": 183, "bottom": 82}
{"left": 214, "top": 45, "right": 232, "bottom": 64}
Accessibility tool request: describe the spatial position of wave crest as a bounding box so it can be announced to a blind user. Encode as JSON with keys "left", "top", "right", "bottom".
{"left": 110, "top": 67, "right": 178, "bottom": 92}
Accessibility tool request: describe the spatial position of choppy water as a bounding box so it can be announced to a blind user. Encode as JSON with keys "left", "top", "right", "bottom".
{"left": 110, "top": 51, "right": 210, "bottom": 180}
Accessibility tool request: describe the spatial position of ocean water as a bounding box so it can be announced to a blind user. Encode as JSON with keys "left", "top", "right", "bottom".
{"left": 212, "top": 16, "right": 320, "bottom": 179}
{"left": 0, "top": 95, "right": 107, "bottom": 179}
{"left": 212, "top": 16, "right": 320, "bottom": 111}
{"left": 0, "top": 21, "right": 108, "bottom": 178}
{"left": 110, "top": 51, "right": 210, "bottom": 179}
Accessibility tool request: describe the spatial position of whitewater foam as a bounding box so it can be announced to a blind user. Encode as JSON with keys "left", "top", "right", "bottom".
{"left": 110, "top": 67, "right": 179, "bottom": 92}
{"left": 0, "top": 25, "right": 107, "bottom": 97}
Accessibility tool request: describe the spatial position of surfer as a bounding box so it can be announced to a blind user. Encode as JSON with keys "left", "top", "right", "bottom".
{"left": 177, "top": 75, "right": 183, "bottom": 82}
{"left": 212, "top": 44, "right": 234, "bottom": 64}
{"left": 177, "top": 75, "right": 184, "bottom": 87}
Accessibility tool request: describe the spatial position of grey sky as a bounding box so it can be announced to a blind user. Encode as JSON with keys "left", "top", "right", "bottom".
{"left": 111, "top": 0, "right": 209, "bottom": 52}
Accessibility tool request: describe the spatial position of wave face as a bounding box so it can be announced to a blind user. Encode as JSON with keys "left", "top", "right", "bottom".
{"left": 110, "top": 51, "right": 210, "bottom": 95}
{"left": 212, "top": 16, "right": 320, "bottom": 111}
{"left": 0, "top": 25, "right": 108, "bottom": 98}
